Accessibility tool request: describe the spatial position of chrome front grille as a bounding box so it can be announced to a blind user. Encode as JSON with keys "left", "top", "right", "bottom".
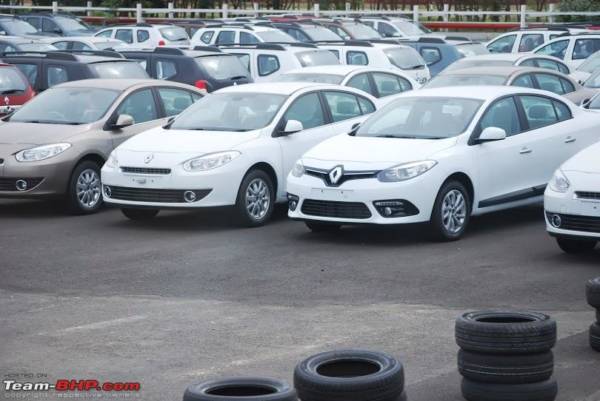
{"left": 576, "top": 192, "right": 600, "bottom": 201}
{"left": 121, "top": 167, "right": 171, "bottom": 175}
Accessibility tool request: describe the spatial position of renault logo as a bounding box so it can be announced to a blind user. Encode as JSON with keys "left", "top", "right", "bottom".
{"left": 144, "top": 154, "right": 154, "bottom": 164}
{"left": 328, "top": 165, "right": 344, "bottom": 185}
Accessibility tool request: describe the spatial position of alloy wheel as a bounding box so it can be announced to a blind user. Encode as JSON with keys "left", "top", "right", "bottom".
{"left": 441, "top": 189, "right": 467, "bottom": 234}
{"left": 245, "top": 177, "right": 270, "bottom": 221}
{"left": 76, "top": 168, "right": 101, "bottom": 210}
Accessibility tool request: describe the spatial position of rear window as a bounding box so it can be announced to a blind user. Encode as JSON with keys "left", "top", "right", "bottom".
{"left": 0, "top": 67, "right": 28, "bottom": 93}
{"left": 159, "top": 26, "right": 189, "bottom": 42}
{"left": 90, "top": 62, "right": 149, "bottom": 79}
{"left": 256, "top": 30, "right": 296, "bottom": 43}
{"left": 302, "top": 26, "right": 343, "bottom": 41}
{"left": 384, "top": 47, "right": 425, "bottom": 70}
{"left": 296, "top": 50, "right": 340, "bottom": 67}
{"left": 196, "top": 55, "right": 249, "bottom": 80}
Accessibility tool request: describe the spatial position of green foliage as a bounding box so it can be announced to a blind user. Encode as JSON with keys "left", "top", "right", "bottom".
{"left": 558, "top": 0, "right": 600, "bottom": 22}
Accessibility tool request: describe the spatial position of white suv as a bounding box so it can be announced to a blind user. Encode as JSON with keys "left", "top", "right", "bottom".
{"left": 95, "top": 23, "right": 190, "bottom": 50}
{"left": 360, "top": 17, "right": 429, "bottom": 39}
{"left": 534, "top": 34, "right": 600, "bottom": 69}
{"left": 486, "top": 29, "right": 571, "bottom": 54}
{"left": 220, "top": 43, "right": 339, "bottom": 82}
{"left": 191, "top": 25, "right": 296, "bottom": 47}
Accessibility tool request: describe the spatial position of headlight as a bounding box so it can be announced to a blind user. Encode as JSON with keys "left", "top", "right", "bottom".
{"left": 183, "top": 151, "right": 240, "bottom": 172}
{"left": 105, "top": 152, "right": 119, "bottom": 168}
{"left": 377, "top": 160, "right": 437, "bottom": 182}
{"left": 291, "top": 160, "right": 305, "bottom": 178}
{"left": 549, "top": 169, "right": 570, "bottom": 193}
{"left": 15, "top": 143, "right": 71, "bottom": 162}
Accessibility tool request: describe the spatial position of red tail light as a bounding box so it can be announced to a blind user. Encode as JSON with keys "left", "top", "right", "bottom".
{"left": 195, "top": 80, "right": 208, "bottom": 91}
{"left": 158, "top": 40, "right": 166, "bottom": 46}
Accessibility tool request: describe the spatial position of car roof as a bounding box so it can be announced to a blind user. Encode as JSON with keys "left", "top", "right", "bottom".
{"left": 282, "top": 65, "right": 398, "bottom": 75}
{"left": 440, "top": 65, "right": 552, "bottom": 77}
{"left": 405, "top": 85, "right": 557, "bottom": 101}
{"left": 216, "top": 81, "right": 325, "bottom": 95}
{"left": 55, "top": 78, "right": 178, "bottom": 91}
{"left": 0, "top": 36, "right": 35, "bottom": 44}
{"left": 54, "top": 36, "right": 121, "bottom": 43}
{"left": 75, "top": 54, "right": 131, "bottom": 63}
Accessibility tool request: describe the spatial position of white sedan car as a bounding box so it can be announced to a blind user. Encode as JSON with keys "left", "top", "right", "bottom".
{"left": 287, "top": 86, "right": 600, "bottom": 240}
{"left": 101, "top": 82, "right": 378, "bottom": 226}
{"left": 545, "top": 141, "right": 600, "bottom": 253}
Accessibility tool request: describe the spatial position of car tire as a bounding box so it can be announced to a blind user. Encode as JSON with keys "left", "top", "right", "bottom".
{"left": 305, "top": 221, "right": 341, "bottom": 233}
{"left": 67, "top": 160, "right": 103, "bottom": 215}
{"left": 121, "top": 208, "right": 159, "bottom": 221}
{"left": 586, "top": 277, "right": 600, "bottom": 309}
{"left": 456, "top": 311, "right": 556, "bottom": 355}
{"left": 556, "top": 237, "right": 597, "bottom": 253}
{"left": 591, "top": 323, "right": 600, "bottom": 352}
{"left": 458, "top": 349, "right": 553, "bottom": 384}
{"left": 183, "top": 377, "right": 297, "bottom": 401}
{"left": 294, "top": 349, "right": 404, "bottom": 401}
{"left": 429, "top": 180, "right": 471, "bottom": 241}
{"left": 461, "top": 378, "right": 558, "bottom": 401}
{"left": 596, "top": 309, "right": 600, "bottom": 324}
{"left": 235, "top": 169, "right": 275, "bottom": 227}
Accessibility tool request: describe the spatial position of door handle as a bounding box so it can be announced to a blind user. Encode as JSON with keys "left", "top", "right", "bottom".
{"left": 564, "top": 136, "right": 576, "bottom": 144}
{"left": 520, "top": 147, "right": 532, "bottom": 154}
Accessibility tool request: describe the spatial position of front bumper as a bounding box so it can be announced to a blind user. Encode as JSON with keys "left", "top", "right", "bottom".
{"left": 0, "top": 157, "right": 73, "bottom": 199}
{"left": 544, "top": 184, "right": 600, "bottom": 239}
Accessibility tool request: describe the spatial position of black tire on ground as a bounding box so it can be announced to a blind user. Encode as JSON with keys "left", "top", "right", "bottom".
{"left": 461, "top": 378, "right": 558, "bottom": 401}
{"left": 66, "top": 160, "right": 103, "bottom": 215}
{"left": 591, "top": 322, "right": 600, "bottom": 352}
{"left": 305, "top": 221, "right": 341, "bottom": 233}
{"left": 455, "top": 311, "right": 557, "bottom": 355}
{"left": 121, "top": 208, "right": 159, "bottom": 221}
{"left": 183, "top": 377, "right": 297, "bottom": 401}
{"left": 557, "top": 238, "right": 597, "bottom": 254}
{"left": 234, "top": 169, "right": 275, "bottom": 227}
{"left": 294, "top": 349, "right": 404, "bottom": 401}
{"left": 586, "top": 277, "right": 600, "bottom": 309}
{"left": 429, "top": 180, "right": 471, "bottom": 241}
{"left": 596, "top": 309, "right": 600, "bottom": 324}
{"left": 458, "top": 349, "right": 553, "bottom": 384}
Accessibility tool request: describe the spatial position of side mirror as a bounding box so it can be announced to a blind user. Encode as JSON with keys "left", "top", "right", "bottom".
{"left": 111, "top": 114, "right": 134, "bottom": 130}
{"left": 476, "top": 127, "right": 506, "bottom": 143}
{"left": 280, "top": 119, "right": 303, "bottom": 135}
{"left": 349, "top": 122, "right": 360, "bottom": 136}
{"left": 53, "top": 28, "right": 63, "bottom": 34}
{"left": 581, "top": 98, "right": 591, "bottom": 109}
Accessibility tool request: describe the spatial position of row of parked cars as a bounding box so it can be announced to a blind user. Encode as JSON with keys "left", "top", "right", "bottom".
{"left": 1, "top": 13, "right": 600, "bottom": 253}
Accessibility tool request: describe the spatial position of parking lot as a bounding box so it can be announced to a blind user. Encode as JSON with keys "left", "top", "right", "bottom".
{"left": 1, "top": 198, "right": 599, "bottom": 401}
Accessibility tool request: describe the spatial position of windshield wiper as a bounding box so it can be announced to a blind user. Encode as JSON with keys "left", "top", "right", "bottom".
{"left": 229, "top": 75, "right": 247, "bottom": 80}
{"left": 405, "top": 65, "right": 424, "bottom": 70}
{"left": 0, "top": 89, "right": 23, "bottom": 94}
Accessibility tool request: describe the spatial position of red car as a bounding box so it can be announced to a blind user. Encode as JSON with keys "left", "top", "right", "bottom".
{"left": 0, "top": 63, "right": 35, "bottom": 116}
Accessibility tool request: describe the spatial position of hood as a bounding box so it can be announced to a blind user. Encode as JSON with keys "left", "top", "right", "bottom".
{"left": 562, "top": 141, "right": 600, "bottom": 174}
{"left": 118, "top": 126, "right": 261, "bottom": 154}
{"left": 302, "top": 134, "right": 457, "bottom": 170}
{"left": 0, "top": 121, "right": 93, "bottom": 146}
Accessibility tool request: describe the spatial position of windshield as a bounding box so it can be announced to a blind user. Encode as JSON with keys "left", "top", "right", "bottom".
{"left": 170, "top": 92, "right": 286, "bottom": 131}
{"left": 9, "top": 87, "right": 119, "bottom": 124}
{"left": 19, "top": 43, "right": 57, "bottom": 52}
{"left": 303, "top": 26, "right": 343, "bottom": 41}
{"left": 444, "top": 59, "right": 513, "bottom": 72}
{"left": 55, "top": 16, "right": 89, "bottom": 32}
{"left": 0, "top": 67, "right": 28, "bottom": 93}
{"left": 279, "top": 72, "right": 343, "bottom": 84}
{"left": 196, "top": 55, "right": 249, "bottom": 80}
{"left": 256, "top": 30, "right": 296, "bottom": 43}
{"left": 159, "top": 26, "right": 189, "bottom": 41}
{"left": 90, "top": 62, "right": 149, "bottom": 79}
{"left": 426, "top": 74, "right": 507, "bottom": 88}
{"left": 342, "top": 22, "right": 381, "bottom": 39}
{"left": 296, "top": 50, "right": 340, "bottom": 67}
{"left": 584, "top": 70, "right": 600, "bottom": 88}
{"left": 385, "top": 47, "right": 425, "bottom": 69}
{"left": 0, "top": 19, "right": 37, "bottom": 35}
{"left": 578, "top": 51, "right": 600, "bottom": 73}
{"left": 456, "top": 43, "right": 489, "bottom": 57}
{"left": 357, "top": 97, "right": 482, "bottom": 139}
{"left": 392, "top": 20, "right": 427, "bottom": 36}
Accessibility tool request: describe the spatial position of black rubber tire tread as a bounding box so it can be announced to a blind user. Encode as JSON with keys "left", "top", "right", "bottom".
{"left": 294, "top": 349, "right": 404, "bottom": 401}
{"left": 556, "top": 238, "right": 596, "bottom": 254}
{"left": 458, "top": 350, "right": 553, "bottom": 384}
{"left": 586, "top": 277, "right": 600, "bottom": 309}
{"left": 456, "top": 311, "right": 557, "bottom": 355}
{"left": 461, "top": 378, "right": 558, "bottom": 401}
{"left": 596, "top": 309, "right": 600, "bottom": 324}
{"left": 591, "top": 323, "right": 600, "bottom": 352}
{"left": 183, "top": 377, "right": 297, "bottom": 401}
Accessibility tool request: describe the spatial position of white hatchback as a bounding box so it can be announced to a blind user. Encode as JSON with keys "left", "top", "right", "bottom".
{"left": 287, "top": 86, "right": 600, "bottom": 240}
{"left": 101, "top": 82, "right": 378, "bottom": 226}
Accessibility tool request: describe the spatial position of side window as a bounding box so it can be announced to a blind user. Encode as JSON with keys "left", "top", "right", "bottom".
{"left": 240, "top": 32, "right": 259, "bottom": 45}
{"left": 560, "top": 78, "right": 575, "bottom": 93}
{"left": 323, "top": 91, "right": 362, "bottom": 123}
{"left": 535, "top": 40, "right": 568, "bottom": 59}
{"left": 286, "top": 28, "right": 310, "bottom": 42}
{"left": 520, "top": 95, "right": 559, "bottom": 130}
{"left": 96, "top": 29, "right": 113, "bottom": 38}
{"left": 116, "top": 89, "right": 158, "bottom": 125}
{"left": 15, "top": 63, "right": 38, "bottom": 85}
{"left": 479, "top": 97, "right": 521, "bottom": 137}
{"left": 156, "top": 59, "right": 177, "bottom": 80}
{"left": 357, "top": 96, "right": 376, "bottom": 114}
{"left": 372, "top": 72, "right": 410, "bottom": 97}
{"left": 534, "top": 58, "right": 560, "bottom": 72}
{"left": 283, "top": 93, "right": 325, "bottom": 130}
{"left": 511, "top": 74, "right": 535, "bottom": 88}
{"left": 362, "top": 20, "right": 375, "bottom": 28}
{"left": 257, "top": 54, "right": 279, "bottom": 76}
{"left": 216, "top": 31, "right": 235, "bottom": 45}
{"left": 420, "top": 47, "right": 441, "bottom": 66}
{"left": 328, "top": 49, "right": 340, "bottom": 60}
{"left": 53, "top": 41, "right": 70, "bottom": 50}
{"left": 26, "top": 17, "right": 40, "bottom": 30}
{"left": 553, "top": 100, "right": 572, "bottom": 122}
{"left": 487, "top": 34, "right": 516, "bottom": 53}
{"left": 346, "top": 73, "right": 372, "bottom": 95}
{"left": 519, "top": 59, "right": 536, "bottom": 68}
{"left": 534, "top": 73, "right": 565, "bottom": 95}
{"left": 347, "top": 51, "right": 368, "bottom": 65}
{"left": 42, "top": 18, "right": 59, "bottom": 33}
{"left": 232, "top": 53, "right": 250, "bottom": 72}
{"left": 200, "top": 31, "right": 214, "bottom": 44}
{"left": 137, "top": 30, "right": 150, "bottom": 43}
{"left": 556, "top": 62, "right": 569, "bottom": 74}
{"left": 46, "top": 65, "right": 68, "bottom": 88}
{"left": 573, "top": 39, "right": 600, "bottom": 60}
{"left": 115, "top": 29, "right": 133, "bottom": 44}
{"left": 157, "top": 87, "right": 196, "bottom": 117}
{"left": 72, "top": 41, "right": 92, "bottom": 51}
{"left": 378, "top": 22, "right": 397, "bottom": 38}
{"left": 519, "top": 34, "right": 544, "bottom": 52}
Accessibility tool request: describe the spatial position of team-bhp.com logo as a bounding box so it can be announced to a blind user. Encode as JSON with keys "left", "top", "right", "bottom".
{"left": 4, "top": 379, "right": 141, "bottom": 392}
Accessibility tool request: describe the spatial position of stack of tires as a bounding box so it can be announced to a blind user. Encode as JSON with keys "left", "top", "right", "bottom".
{"left": 586, "top": 277, "right": 600, "bottom": 352}
{"left": 294, "top": 350, "right": 406, "bottom": 401}
{"left": 455, "top": 311, "right": 558, "bottom": 401}
{"left": 183, "top": 377, "right": 297, "bottom": 401}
